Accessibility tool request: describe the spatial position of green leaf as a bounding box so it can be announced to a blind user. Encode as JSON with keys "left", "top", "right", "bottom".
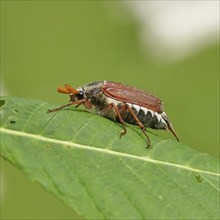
{"left": 0, "top": 96, "right": 219, "bottom": 219}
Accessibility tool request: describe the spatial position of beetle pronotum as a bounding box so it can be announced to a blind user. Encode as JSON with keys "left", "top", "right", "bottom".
{"left": 48, "top": 81, "right": 180, "bottom": 147}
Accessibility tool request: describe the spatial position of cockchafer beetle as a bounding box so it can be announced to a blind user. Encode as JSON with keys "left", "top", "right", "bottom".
{"left": 48, "top": 81, "right": 180, "bottom": 147}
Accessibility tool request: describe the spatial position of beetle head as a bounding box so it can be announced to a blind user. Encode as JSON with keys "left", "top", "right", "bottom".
{"left": 57, "top": 84, "right": 84, "bottom": 102}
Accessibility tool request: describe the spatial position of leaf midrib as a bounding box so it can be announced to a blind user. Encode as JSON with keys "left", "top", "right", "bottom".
{"left": 0, "top": 127, "right": 219, "bottom": 178}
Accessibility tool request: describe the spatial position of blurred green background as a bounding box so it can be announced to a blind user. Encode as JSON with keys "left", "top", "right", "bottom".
{"left": 1, "top": 1, "right": 219, "bottom": 219}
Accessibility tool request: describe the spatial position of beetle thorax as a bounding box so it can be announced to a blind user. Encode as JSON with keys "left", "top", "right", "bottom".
{"left": 82, "top": 81, "right": 107, "bottom": 110}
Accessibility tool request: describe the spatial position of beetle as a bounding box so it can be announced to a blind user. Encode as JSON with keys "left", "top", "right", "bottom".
{"left": 48, "top": 81, "right": 180, "bottom": 147}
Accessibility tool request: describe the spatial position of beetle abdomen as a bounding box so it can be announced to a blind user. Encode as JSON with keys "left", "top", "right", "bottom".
{"left": 100, "top": 96, "right": 167, "bottom": 130}
{"left": 122, "top": 104, "right": 167, "bottom": 130}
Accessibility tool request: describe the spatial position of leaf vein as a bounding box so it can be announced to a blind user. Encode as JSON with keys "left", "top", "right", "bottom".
{"left": 71, "top": 114, "right": 99, "bottom": 141}
{"left": 0, "top": 127, "right": 219, "bottom": 177}
{"left": 39, "top": 113, "right": 57, "bottom": 135}
{"left": 155, "top": 164, "right": 214, "bottom": 218}
{"left": 52, "top": 146, "right": 106, "bottom": 219}
{"left": 119, "top": 158, "right": 175, "bottom": 216}
{"left": 21, "top": 102, "right": 47, "bottom": 131}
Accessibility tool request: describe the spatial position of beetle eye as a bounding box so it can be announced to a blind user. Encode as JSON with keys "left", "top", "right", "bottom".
{"left": 76, "top": 91, "right": 84, "bottom": 100}
{"left": 79, "top": 91, "right": 84, "bottom": 96}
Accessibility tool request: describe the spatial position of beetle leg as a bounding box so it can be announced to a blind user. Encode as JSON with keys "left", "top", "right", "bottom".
{"left": 112, "top": 103, "right": 127, "bottom": 137}
{"left": 126, "top": 104, "right": 152, "bottom": 148}
{"left": 75, "top": 102, "right": 83, "bottom": 108}
{"left": 48, "top": 99, "right": 85, "bottom": 113}
{"left": 83, "top": 100, "right": 93, "bottom": 109}
{"left": 102, "top": 103, "right": 127, "bottom": 137}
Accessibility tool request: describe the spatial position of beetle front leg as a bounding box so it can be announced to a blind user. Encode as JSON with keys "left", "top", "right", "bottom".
{"left": 48, "top": 99, "right": 85, "bottom": 113}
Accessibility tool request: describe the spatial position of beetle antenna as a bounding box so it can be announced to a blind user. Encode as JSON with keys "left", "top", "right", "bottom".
{"left": 57, "top": 85, "right": 70, "bottom": 94}
{"left": 65, "top": 84, "right": 79, "bottom": 94}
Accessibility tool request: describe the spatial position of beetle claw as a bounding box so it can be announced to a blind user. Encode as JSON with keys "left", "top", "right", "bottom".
{"left": 146, "top": 143, "right": 153, "bottom": 149}
{"left": 119, "top": 130, "right": 126, "bottom": 138}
